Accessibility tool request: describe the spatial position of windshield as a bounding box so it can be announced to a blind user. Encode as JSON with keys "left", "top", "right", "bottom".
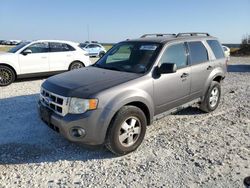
{"left": 8, "top": 42, "right": 30, "bottom": 53}
{"left": 79, "top": 43, "right": 87, "bottom": 48}
{"left": 94, "top": 42, "right": 161, "bottom": 73}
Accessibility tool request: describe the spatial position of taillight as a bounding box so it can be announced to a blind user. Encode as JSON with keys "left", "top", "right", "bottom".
{"left": 225, "top": 58, "right": 229, "bottom": 67}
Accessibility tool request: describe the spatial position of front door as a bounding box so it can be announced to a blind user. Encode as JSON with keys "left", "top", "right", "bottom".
{"left": 153, "top": 42, "right": 191, "bottom": 115}
{"left": 18, "top": 42, "right": 50, "bottom": 74}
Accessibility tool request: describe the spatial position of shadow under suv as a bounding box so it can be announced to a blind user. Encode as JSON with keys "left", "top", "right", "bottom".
{"left": 38, "top": 33, "right": 227, "bottom": 155}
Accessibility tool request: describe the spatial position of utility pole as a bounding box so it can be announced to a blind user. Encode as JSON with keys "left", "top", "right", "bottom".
{"left": 87, "top": 24, "right": 90, "bottom": 42}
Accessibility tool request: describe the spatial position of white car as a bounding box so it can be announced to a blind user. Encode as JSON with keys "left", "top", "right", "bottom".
{"left": 222, "top": 45, "right": 230, "bottom": 59}
{"left": 79, "top": 43, "right": 106, "bottom": 57}
{"left": 0, "top": 40, "right": 91, "bottom": 86}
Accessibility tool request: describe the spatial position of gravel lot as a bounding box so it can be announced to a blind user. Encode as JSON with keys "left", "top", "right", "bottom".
{"left": 0, "top": 57, "right": 249, "bottom": 187}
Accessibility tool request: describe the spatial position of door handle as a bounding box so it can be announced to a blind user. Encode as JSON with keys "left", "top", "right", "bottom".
{"left": 41, "top": 56, "right": 47, "bottom": 59}
{"left": 207, "top": 65, "right": 213, "bottom": 70}
{"left": 181, "top": 73, "right": 189, "bottom": 78}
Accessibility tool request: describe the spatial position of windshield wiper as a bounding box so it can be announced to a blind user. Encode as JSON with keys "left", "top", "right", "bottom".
{"left": 103, "top": 66, "right": 124, "bottom": 72}
{"left": 92, "top": 64, "right": 102, "bottom": 68}
{"left": 94, "top": 64, "right": 124, "bottom": 72}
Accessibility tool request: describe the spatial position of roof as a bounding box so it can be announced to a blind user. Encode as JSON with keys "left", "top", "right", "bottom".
{"left": 33, "top": 39, "right": 79, "bottom": 45}
{"left": 126, "top": 33, "right": 217, "bottom": 44}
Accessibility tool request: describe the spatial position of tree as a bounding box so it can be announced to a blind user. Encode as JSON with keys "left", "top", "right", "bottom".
{"left": 239, "top": 34, "right": 250, "bottom": 55}
{"left": 241, "top": 34, "right": 250, "bottom": 45}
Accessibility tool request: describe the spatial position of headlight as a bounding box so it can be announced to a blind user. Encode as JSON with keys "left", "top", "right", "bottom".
{"left": 69, "top": 98, "right": 98, "bottom": 114}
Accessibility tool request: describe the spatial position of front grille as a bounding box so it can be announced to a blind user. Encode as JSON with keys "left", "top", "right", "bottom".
{"left": 40, "top": 88, "right": 69, "bottom": 116}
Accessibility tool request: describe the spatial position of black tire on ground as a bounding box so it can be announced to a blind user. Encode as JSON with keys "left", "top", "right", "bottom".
{"left": 0, "top": 65, "right": 15, "bottom": 86}
{"left": 69, "top": 61, "right": 85, "bottom": 70}
{"left": 200, "top": 81, "right": 221, "bottom": 113}
{"left": 105, "top": 105, "right": 147, "bottom": 155}
{"left": 99, "top": 51, "right": 105, "bottom": 58}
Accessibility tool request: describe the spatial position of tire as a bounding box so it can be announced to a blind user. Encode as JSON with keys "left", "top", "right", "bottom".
{"left": 99, "top": 51, "right": 105, "bottom": 58}
{"left": 106, "top": 106, "right": 147, "bottom": 155}
{"left": 69, "top": 61, "right": 84, "bottom": 70}
{"left": 0, "top": 65, "right": 15, "bottom": 86}
{"left": 200, "top": 81, "right": 221, "bottom": 112}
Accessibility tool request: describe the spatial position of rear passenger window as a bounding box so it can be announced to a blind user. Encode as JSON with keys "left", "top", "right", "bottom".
{"left": 188, "top": 41, "right": 208, "bottom": 65}
{"left": 50, "top": 42, "right": 75, "bottom": 52}
{"left": 160, "top": 43, "right": 187, "bottom": 68}
{"left": 207, "top": 40, "right": 225, "bottom": 59}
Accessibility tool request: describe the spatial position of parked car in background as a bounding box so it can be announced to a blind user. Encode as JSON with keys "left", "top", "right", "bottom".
{"left": 0, "top": 40, "right": 91, "bottom": 86}
{"left": 222, "top": 45, "right": 230, "bottom": 59}
{"left": 9, "top": 40, "right": 22, "bottom": 45}
{"left": 79, "top": 43, "right": 106, "bottom": 57}
{"left": 38, "top": 32, "right": 227, "bottom": 155}
{"left": 0, "top": 40, "right": 20, "bottom": 45}
{"left": 0, "top": 40, "right": 6, "bottom": 45}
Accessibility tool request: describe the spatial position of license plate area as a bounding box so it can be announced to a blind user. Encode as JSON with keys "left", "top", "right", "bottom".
{"left": 40, "top": 105, "right": 51, "bottom": 124}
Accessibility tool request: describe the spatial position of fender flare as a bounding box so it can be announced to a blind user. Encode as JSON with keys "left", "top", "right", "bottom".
{"left": 96, "top": 89, "right": 154, "bottom": 142}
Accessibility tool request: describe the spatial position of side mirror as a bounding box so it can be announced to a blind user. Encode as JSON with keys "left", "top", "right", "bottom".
{"left": 22, "top": 49, "right": 32, "bottom": 55}
{"left": 158, "top": 63, "right": 177, "bottom": 74}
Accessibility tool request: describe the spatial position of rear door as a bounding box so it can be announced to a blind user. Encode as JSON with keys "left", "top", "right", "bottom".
{"left": 49, "top": 42, "right": 75, "bottom": 71}
{"left": 18, "top": 42, "right": 50, "bottom": 74}
{"left": 153, "top": 42, "right": 191, "bottom": 114}
{"left": 187, "top": 41, "right": 212, "bottom": 98}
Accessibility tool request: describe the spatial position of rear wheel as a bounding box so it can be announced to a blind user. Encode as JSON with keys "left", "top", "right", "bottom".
{"left": 0, "top": 65, "right": 15, "bottom": 86}
{"left": 106, "top": 106, "right": 147, "bottom": 155}
{"left": 69, "top": 61, "right": 84, "bottom": 70}
{"left": 200, "top": 81, "right": 221, "bottom": 112}
{"left": 99, "top": 51, "right": 105, "bottom": 58}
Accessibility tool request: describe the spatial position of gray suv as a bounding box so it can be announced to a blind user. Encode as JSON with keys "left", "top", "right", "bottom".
{"left": 38, "top": 33, "right": 227, "bottom": 155}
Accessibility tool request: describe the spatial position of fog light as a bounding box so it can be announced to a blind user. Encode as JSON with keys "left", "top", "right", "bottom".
{"left": 71, "top": 127, "right": 86, "bottom": 138}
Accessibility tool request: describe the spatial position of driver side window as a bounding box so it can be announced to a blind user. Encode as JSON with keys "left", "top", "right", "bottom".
{"left": 24, "top": 42, "right": 49, "bottom": 53}
{"left": 106, "top": 44, "right": 132, "bottom": 64}
{"left": 160, "top": 43, "right": 187, "bottom": 69}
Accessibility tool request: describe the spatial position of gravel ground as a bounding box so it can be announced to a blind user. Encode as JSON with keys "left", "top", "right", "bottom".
{"left": 0, "top": 57, "right": 249, "bottom": 188}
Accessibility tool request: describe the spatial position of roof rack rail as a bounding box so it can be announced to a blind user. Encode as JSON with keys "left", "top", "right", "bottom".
{"left": 141, "top": 33, "right": 176, "bottom": 38}
{"left": 176, "top": 32, "right": 210, "bottom": 37}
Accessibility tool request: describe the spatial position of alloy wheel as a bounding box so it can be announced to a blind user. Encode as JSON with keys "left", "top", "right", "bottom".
{"left": 209, "top": 87, "right": 219, "bottom": 108}
{"left": 118, "top": 117, "right": 142, "bottom": 147}
{"left": 0, "top": 68, "right": 12, "bottom": 85}
{"left": 71, "top": 63, "right": 83, "bottom": 70}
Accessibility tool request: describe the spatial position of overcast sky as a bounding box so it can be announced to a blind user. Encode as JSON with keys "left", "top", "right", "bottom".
{"left": 0, "top": 0, "right": 249, "bottom": 43}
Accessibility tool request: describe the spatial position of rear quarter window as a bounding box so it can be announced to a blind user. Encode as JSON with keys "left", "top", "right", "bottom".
{"left": 188, "top": 41, "right": 208, "bottom": 65}
{"left": 207, "top": 40, "right": 225, "bottom": 59}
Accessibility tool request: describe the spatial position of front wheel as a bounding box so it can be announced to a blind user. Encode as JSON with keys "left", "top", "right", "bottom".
{"left": 0, "top": 65, "right": 15, "bottom": 86}
{"left": 200, "top": 81, "right": 221, "bottom": 112}
{"left": 69, "top": 61, "right": 84, "bottom": 70}
{"left": 106, "top": 106, "right": 147, "bottom": 155}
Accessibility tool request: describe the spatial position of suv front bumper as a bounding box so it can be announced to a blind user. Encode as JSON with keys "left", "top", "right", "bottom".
{"left": 38, "top": 101, "right": 107, "bottom": 145}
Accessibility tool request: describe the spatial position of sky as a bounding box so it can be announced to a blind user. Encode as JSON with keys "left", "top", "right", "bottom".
{"left": 0, "top": 0, "right": 249, "bottom": 43}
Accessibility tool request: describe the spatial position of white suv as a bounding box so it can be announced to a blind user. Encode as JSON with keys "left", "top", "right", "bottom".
{"left": 0, "top": 40, "right": 91, "bottom": 86}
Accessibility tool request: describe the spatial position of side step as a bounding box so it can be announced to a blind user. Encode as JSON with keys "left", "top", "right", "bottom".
{"left": 153, "top": 98, "right": 201, "bottom": 121}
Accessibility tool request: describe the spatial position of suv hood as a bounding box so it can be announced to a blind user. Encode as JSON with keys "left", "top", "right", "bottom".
{"left": 42, "top": 66, "right": 141, "bottom": 98}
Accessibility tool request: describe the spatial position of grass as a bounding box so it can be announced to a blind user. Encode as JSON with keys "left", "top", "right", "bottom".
{"left": 230, "top": 48, "right": 240, "bottom": 53}
{"left": 103, "top": 45, "right": 113, "bottom": 51}
{"left": 0, "top": 45, "right": 113, "bottom": 52}
{"left": 0, "top": 45, "right": 13, "bottom": 52}
{"left": 1, "top": 44, "right": 239, "bottom": 55}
